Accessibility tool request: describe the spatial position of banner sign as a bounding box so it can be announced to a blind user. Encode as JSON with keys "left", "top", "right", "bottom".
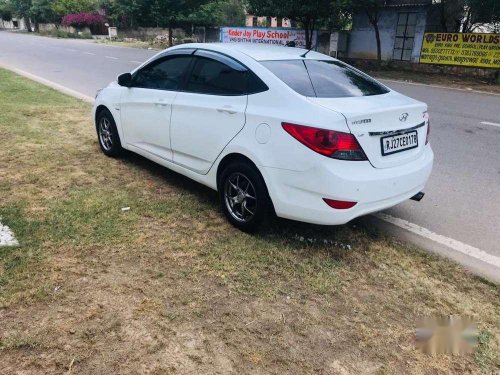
{"left": 220, "top": 27, "right": 317, "bottom": 49}
{"left": 420, "top": 32, "right": 500, "bottom": 68}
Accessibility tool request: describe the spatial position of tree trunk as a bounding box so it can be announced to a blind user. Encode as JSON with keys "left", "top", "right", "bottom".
{"left": 24, "top": 17, "right": 32, "bottom": 32}
{"left": 374, "top": 23, "right": 381, "bottom": 67}
{"left": 462, "top": 8, "right": 472, "bottom": 33}
{"left": 168, "top": 25, "right": 173, "bottom": 47}
{"left": 304, "top": 20, "right": 311, "bottom": 50}
{"left": 367, "top": 12, "right": 381, "bottom": 68}
{"left": 310, "top": 19, "right": 316, "bottom": 49}
{"left": 34, "top": 20, "right": 39, "bottom": 33}
{"left": 305, "top": 28, "right": 311, "bottom": 49}
{"left": 439, "top": 2, "right": 448, "bottom": 32}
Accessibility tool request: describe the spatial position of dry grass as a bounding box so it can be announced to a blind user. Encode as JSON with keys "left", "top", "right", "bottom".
{"left": 0, "top": 68, "right": 498, "bottom": 374}
{"left": 93, "top": 38, "right": 160, "bottom": 50}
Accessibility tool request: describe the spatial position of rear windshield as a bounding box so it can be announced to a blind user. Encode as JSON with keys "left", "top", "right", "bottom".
{"left": 261, "top": 60, "right": 389, "bottom": 98}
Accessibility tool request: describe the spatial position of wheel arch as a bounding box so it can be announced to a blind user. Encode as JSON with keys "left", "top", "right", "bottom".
{"left": 95, "top": 105, "right": 110, "bottom": 124}
{"left": 216, "top": 152, "right": 276, "bottom": 214}
{"left": 216, "top": 153, "right": 256, "bottom": 189}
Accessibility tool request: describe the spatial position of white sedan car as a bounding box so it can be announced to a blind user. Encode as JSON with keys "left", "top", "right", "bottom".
{"left": 93, "top": 43, "right": 433, "bottom": 231}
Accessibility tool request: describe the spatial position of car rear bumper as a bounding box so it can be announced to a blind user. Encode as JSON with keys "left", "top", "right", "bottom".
{"left": 261, "top": 145, "right": 434, "bottom": 225}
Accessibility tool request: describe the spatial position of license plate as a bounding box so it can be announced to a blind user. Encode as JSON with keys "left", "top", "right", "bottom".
{"left": 381, "top": 131, "right": 418, "bottom": 156}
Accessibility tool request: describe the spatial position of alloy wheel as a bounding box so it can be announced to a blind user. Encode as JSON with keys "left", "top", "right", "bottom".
{"left": 224, "top": 172, "right": 257, "bottom": 223}
{"left": 99, "top": 117, "right": 113, "bottom": 151}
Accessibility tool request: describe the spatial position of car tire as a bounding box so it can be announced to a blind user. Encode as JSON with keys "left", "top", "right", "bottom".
{"left": 96, "top": 109, "right": 123, "bottom": 157}
{"left": 219, "top": 161, "right": 272, "bottom": 232}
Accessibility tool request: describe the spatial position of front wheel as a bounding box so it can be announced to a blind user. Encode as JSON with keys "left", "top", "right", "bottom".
{"left": 96, "top": 109, "right": 123, "bottom": 157}
{"left": 219, "top": 162, "right": 272, "bottom": 232}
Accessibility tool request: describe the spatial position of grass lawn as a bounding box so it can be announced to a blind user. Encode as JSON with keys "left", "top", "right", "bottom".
{"left": 0, "top": 68, "right": 498, "bottom": 374}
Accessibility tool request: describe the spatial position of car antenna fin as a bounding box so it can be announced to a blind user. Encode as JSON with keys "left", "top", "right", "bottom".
{"left": 300, "top": 44, "right": 316, "bottom": 58}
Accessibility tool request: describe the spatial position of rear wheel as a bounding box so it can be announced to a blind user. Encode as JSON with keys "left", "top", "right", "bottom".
{"left": 96, "top": 109, "right": 122, "bottom": 157}
{"left": 219, "top": 161, "right": 271, "bottom": 232}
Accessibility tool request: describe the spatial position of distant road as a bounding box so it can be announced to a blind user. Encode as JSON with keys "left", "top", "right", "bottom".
{"left": 1, "top": 31, "right": 499, "bottom": 280}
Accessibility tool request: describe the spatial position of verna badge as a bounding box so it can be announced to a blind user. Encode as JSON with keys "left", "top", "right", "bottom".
{"left": 399, "top": 113, "right": 409, "bottom": 122}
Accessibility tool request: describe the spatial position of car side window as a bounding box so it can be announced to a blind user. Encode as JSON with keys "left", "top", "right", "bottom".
{"left": 132, "top": 55, "right": 192, "bottom": 91}
{"left": 184, "top": 57, "right": 248, "bottom": 96}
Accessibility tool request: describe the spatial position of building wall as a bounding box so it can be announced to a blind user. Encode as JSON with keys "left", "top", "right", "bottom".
{"left": 0, "top": 17, "right": 27, "bottom": 30}
{"left": 347, "top": 7, "right": 428, "bottom": 62}
{"left": 245, "top": 15, "right": 291, "bottom": 28}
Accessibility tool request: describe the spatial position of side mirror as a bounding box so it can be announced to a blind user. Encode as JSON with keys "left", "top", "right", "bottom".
{"left": 117, "top": 73, "right": 132, "bottom": 87}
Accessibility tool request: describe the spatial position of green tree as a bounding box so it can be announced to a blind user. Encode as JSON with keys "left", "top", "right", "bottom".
{"left": 187, "top": 0, "right": 246, "bottom": 27}
{"left": 147, "top": 0, "right": 211, "bottom": 45}
{"left": 103, "top": 0, "right": 144, "bottom": 29}
{"left": 7, "top": 0, "right": 33, "bottom": 31}
{"left": 31, "top": 0, "right": 58, "bottom": 28}
{"left": 0, "top": 0, "right": 13, "bottom": 21}
{"left": 348, "top": 0, "right": 384, "bottom": 65}
{"left": 248, "top": 0, "right": 348, "bottom": 49}
{"left": 51, "top": 0, "right": 98, "bottom": 17}
{"left": 433, "top": 0, "right": 499, "bottom": 33}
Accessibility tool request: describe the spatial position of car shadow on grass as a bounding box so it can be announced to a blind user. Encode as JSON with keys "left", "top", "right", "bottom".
{"left": 118, "top": 149, "right": 378, "bottom": 259}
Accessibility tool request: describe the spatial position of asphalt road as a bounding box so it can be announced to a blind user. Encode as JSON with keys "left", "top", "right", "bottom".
{"left": 1, "top": 31, "right": 499, "bottom": 277}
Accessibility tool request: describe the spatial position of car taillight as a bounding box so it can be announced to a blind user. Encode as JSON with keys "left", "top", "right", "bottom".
{"left": 281, "top": 122, "right": 367, "bottom": 161}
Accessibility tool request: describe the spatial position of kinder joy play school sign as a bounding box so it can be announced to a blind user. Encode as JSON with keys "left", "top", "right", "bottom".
{"left": 220, "top": 27, "right": 317, "bottom": 48}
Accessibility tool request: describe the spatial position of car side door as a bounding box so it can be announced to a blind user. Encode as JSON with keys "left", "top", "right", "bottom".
{"left": 120, "top": 51, "right": 194, "bottom": 161}
{"left": 170, "top": 51, "right": 250, "bottom": 174}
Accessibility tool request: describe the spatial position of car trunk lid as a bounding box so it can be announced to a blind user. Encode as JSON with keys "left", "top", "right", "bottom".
{"left": 308, "top": 91, "right": 428, "bottom": 169}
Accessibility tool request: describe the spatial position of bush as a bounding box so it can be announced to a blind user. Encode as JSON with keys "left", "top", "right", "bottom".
{"left": 39, "top": 29, "right": 93, "bottom": 39}
{"left": 180, "top": 37, "right": 198, "bottom": 44}
{"left": 0, "top": 9, "right": 12, "bottom": 22}
{"left": 61, "top": 12, "right": 105, "bottom": 28}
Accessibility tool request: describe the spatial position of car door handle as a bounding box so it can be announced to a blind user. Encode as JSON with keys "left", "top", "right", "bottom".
{"left": 217, "top": 108, "right": 237, "bottom": 115}
{"left": 155, "top": 99, "right": 168, "bottom": 107}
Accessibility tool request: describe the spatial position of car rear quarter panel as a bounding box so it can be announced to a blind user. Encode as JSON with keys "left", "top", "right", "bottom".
{"left": 238, "top": 88, "right": 351, "bottom": 171}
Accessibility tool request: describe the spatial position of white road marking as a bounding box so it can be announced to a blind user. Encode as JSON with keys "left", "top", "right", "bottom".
{"left": 130, "top": 60, "right": 143, "bottom": 64}
{"left": 480, "top": 121, "right": 500, "bottom": 128}
{"left": 105, "top": 56, "right": 118, "bottom": 60}
{"left": 83, "top": 52, "right": 96, "bottom": 55}
{"left": 375, "top": 213, "right": 500, "bottom": 268}
{"left": 65, "top": 48, "right": 77, "bottom": 52}
{"left": 0, "top": 220, "right": 18, "bottom": 247}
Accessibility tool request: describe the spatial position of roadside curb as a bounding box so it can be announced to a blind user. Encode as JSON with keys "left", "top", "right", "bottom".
{"left": 0, "top": 62, "right": 94, "bottom": 103}
{"left": 364, "top": 215, "right": 500, "bottom": 284}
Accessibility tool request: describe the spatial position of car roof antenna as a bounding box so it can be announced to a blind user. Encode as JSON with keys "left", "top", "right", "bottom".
{"left": 300, "top": 44, "right": 316, "bottom": 58}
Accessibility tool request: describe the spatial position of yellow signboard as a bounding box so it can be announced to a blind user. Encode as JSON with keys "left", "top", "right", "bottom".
{"left": 420, "top": 33, "right": 500, "bottom": 68}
